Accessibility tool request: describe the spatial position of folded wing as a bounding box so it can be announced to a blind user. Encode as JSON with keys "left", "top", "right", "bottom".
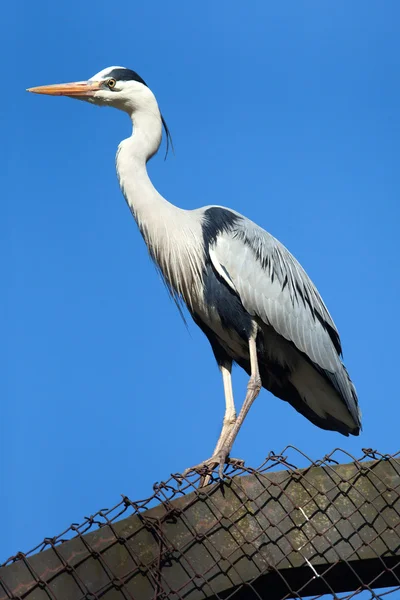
{"left": 209, "top": 210, "right": 361, "bottom": 433}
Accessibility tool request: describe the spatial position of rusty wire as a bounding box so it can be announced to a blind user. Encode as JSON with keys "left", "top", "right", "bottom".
{"left": 0, "top": 447, "right": 399, "bottom": 600}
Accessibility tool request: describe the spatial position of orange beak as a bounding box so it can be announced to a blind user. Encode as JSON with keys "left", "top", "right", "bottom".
{"left": 27, "top": 80, "right": 103, "bottom": 97}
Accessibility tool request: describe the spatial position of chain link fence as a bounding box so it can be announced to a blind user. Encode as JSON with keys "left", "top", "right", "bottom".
{"left": 1, "top": 447, "right": 399, "bottom": 599}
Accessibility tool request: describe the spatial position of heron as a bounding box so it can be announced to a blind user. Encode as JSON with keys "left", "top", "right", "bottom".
{"left": 28, "top": 66, "right": 361, "bottom": 483}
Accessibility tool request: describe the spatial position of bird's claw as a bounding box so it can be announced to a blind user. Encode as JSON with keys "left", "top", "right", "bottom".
{"left": 182, "top": 451, "right": 245, "bottom": 487}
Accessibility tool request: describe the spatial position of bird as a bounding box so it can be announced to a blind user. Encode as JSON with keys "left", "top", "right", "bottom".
{"left": 28, "top": 66, "right": 361, "bottom": 484}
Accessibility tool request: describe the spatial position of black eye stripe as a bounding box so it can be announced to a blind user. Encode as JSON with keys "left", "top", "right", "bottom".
{"left": 105, "top": 68, "right": 148, "bottom": 86}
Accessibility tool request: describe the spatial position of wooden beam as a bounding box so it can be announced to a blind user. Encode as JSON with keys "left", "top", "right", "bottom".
{"left": 1, "top": 457, "right": 399, "bottom": 599}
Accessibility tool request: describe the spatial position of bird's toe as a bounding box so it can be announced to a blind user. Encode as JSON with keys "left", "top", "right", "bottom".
{"left": 182, "top": 457, "right": 218, "bottom": 478}
{"left": 182, "top": 453, "right": 245, "bottom": 486}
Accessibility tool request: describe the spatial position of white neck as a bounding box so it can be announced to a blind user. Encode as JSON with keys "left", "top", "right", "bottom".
{"left": 115, "top": 105, "right": 204, "bottom": 308}
{"left": 116, "top": 108, "right": 174, "bottom": 232}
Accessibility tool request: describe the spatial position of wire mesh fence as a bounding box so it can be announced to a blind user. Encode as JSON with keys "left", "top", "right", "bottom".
{"left": 1, "top": 446, "right": 399, "bottom": 600}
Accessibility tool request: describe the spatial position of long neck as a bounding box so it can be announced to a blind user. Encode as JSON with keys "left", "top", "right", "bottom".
{"left": 116, "top": 108, "right": 176, "bottom": 237}
{"left": 115, "top": 107, "right": 204, "bottom": 307}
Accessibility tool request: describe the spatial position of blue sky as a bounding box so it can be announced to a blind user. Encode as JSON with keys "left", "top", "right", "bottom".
{"left": 3, "top": 0, "right": 400, "bottom": 563}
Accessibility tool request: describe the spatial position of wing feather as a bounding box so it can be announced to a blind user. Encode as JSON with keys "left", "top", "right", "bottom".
{"left": 211, "top": 219, "right": 339, "bottom": 369}
{"left": 209, "top": 212, "right": 360, "bottom": 426}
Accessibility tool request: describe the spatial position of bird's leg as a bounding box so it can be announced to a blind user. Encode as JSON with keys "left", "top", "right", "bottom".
{"left": 217, "top": 328, "right": 261, "bottom": 476}
{"left": 201, "top": 361, "right": 237, "bottom": 486}
{"left": 213, "top": 361, "right": 236, "bottom": 455}
{"left": 183, "top": 360, "right": 243, "bottom": 485}
{"left": 183, "top": 326, "right": 261, "bottom": 485}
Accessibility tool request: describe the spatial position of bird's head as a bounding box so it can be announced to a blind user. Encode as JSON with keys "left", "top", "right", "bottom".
{"left": 27, "top": 66, "right": 173, "bottom": 155}
{"left": 28, "top": 66, "right": 154, "bottom": 113}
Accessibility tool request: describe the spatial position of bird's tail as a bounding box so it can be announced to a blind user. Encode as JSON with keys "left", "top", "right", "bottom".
{"left": 286, "top": 358, "right": 361, "bottom": 436}
{"left": 236, "top": 354, "right": 361, "bottom": 437}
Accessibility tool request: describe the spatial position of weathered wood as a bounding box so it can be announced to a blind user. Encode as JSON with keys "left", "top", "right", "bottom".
{"left": 1, "top": 458, "right": 399, "bottom": 599}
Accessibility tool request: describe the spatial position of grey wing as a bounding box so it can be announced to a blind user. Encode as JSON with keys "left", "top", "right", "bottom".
{"left": 210, "top": 215, "right": 361, "bottom": 426}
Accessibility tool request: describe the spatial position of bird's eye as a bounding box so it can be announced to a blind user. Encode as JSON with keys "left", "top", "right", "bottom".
{"left": 107, "top": 78, "right": 117, "bottom": 89}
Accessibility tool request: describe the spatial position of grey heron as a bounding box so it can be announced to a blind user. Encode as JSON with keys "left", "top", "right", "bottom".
{"left": 28, "top": 66, "right": 361, "bottom": 483}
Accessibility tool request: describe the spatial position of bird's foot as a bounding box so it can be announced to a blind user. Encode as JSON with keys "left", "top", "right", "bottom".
{"left": 183, "top": 450, "right": 245, "bottom": 487}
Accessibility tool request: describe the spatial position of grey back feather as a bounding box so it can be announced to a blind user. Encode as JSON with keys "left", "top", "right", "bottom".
{"left": 209, "top": 211, "right": 360, "bottom": 424}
